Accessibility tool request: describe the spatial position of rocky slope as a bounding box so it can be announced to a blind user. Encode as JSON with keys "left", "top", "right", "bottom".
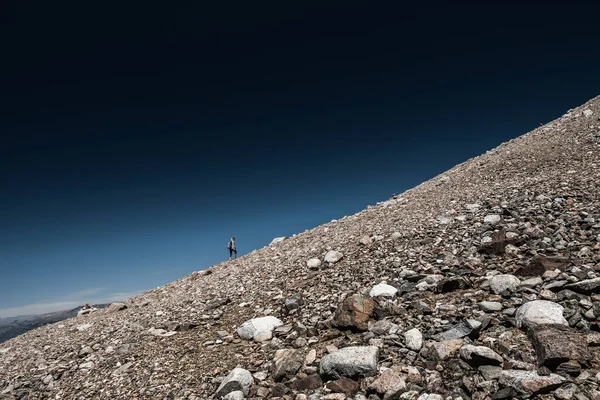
{"left": 1, "top": 97, "right": 599, "bottom": 400}
{"left": 0, "top": 305, "right": 109, "bottom": 344}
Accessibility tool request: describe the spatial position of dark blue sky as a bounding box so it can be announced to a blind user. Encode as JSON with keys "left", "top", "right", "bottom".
{"left": 1, "top": 1, "right": 599, "bottom": 317}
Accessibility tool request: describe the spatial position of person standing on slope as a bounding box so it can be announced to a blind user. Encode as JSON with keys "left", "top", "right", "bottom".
{"left": 228, "top": 237, "right": 237, "bottom": 260}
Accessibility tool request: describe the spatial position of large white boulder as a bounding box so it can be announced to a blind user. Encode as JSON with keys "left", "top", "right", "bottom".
{"left": 237, "top": 316, "right": 283, "bottom": 341}
{"left": 319, "top": 346, "right": 379, "bottom": 379}
{"left": 216, "top": 368, "right": 254, "bottom": 399}
{"left": 515, "top": 300, "right": 568, "bottom": 330}
{"left": 369, "top": 283, "right": 398, "bottom": 298}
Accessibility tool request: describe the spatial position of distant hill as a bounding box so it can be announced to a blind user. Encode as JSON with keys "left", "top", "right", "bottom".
{"left": 0, "top": 305, "right": 109, "bottom": 343}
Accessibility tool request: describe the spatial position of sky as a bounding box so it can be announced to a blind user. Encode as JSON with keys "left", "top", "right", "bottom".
{"left": 1, "top": 1, "right": 599, "bottom": 318}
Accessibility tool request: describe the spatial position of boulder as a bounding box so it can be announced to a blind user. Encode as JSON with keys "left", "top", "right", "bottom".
{"left": 369, "top": 283, "right": 398, "bottom": 298}
{"left": 531, "top": 324, "right": 590, "bottom": 370}
{"left": 237, "top": 316, "right": 283, "bottom": 341}
{"left": 332, "top": 294, "right": 375, "bottom": 331}
{"left": 307, "top": 258, "right": 322, "bottom": 269}
{"left": 423, "top": 339, "right": 463, "bottom": 361}
{"left": 515, "top": 301, "right": 567, "bottom": 330}
{"left": 324, "top": 250, "right": 344, "bottom": 264}
{"left": 216, "top": 368, "right": 254, "bottom": 399}
{"left": 106, "top": 302, "right": 127, "bottom": 313}
{"left": 499, "top": 370, "right": 565, "bottom": 394}
{"left": 319, "top": 346, "right": 379, "bottom": 379}
{"left": 404, "top": 328, "right": 423, "bottom": 351}
{"left": 484, "top": 214, "right": 501, "bottom": 224}
{"left": 480, "top": 301, "right": 503, "bottom": 312}
{"left": 489, "top": 274, "right": 521, "bottom": 294}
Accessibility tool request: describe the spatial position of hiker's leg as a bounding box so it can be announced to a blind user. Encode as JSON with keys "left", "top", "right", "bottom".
{"left": 234, "top": 249, "right": 237, "bottom": 259}
{"left": 229, "top": 248, "right": 233, "bottom": 260}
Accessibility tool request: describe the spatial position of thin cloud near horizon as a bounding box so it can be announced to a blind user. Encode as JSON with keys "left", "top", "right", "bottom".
{"left": 0, "top": 289, "right": 148, "bottom": 319}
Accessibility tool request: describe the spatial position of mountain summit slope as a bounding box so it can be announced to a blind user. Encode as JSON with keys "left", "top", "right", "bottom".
{"left": 1, "top": 97, "right": 599, "bottom": 399}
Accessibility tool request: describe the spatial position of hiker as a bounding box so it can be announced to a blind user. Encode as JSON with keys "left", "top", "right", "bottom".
{"left": 228, "top": 237, "right": 237, "bottom": 260}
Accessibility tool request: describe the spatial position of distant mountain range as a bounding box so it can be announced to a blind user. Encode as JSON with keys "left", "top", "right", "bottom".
{"left": 0, "top": 304, "right": 109, "bottom": 343}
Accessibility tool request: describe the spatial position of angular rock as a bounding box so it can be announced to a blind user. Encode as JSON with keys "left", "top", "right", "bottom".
{"left": 273, "top": 349, "right": 304, "bottom": 381}
{"left": 424, "top": 339, "right": 463, "bottom": 361}
{"left": 489, "top": 274, "right": 521, "bottom": 294}
{"left": 499, "top": 369, "right": 565, "bottom": 394}
{"left": 332, "top": 294, "right": 375, "bottom": 331}
{"left": 565, "top": 277, "right": 600, "bottom": 294}
{"left": 369, "top": 283, "right": 398, "bottom": 298}
{"left": 369, "top": 319, "right": 396, "bottom": 336}
{"left": 319, "top": 346, "right": 379, "bottom": 379}
{"left": 531, "top": 324, "right": 590, "bottom": 370}
{"left": 216, "top": 368, "right": 254, "bottom": 399}
{"left": 237, "top": 316, "right": 283, "bottom": 341}
{"left": 515, "top": 256, "right": 570, "bottom": 277}
{"left": 326, "top": 378, "right": 360, "bottom": 395}
{"left": 291, "top": 374, "right": 323, "bottom": 391}
{"left": 434, "top": 322, "right": 473, "bottom": 341}
{"left": 478, "top": 365, "right": 503, "bottom": 381}
{"left": 369, "top": 369, "right": 407, "bottom": 399}
{"left": 459, "top": 344, "right": 503, "bottom": 366}
{"left": 515, "top": 300, "right": 568, "bottom": 330}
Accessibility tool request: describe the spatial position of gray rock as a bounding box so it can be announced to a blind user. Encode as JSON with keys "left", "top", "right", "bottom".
{"left": 216, "top": 368, "right": 254, "bottom": 399}
{"left": 423, "top": 339, "right": 463, "bottom": 361}
{"left": 222, "top": 391, "right": 245, "bottom": 400}
{"left": 307, "top": 258, "right": 322, "bottom": 269}
{"left": 515, "top": 300, "right": 568, "bottom": 330}
{"left": 484, "top": 214, "right": 502, "bottom": 224}
{"left": 369, "top": 283, "right": 398, "bottom": 298}
{"left": 369, "top": 319, "right": 396, "bottom": 336}
{"left": 319, "top": 346, "right": 379, "bottom": 379}
{"left": 434, "top": 322, "right": 473, "bottom": 341}
{"left": 324, "top": 250, "right": 344, "bottom": 264}
{"left": 480, "top": 301, "right": 503, "bottom": 312}
{"left": 499, "top": 369, "right": 565, "bottom": 394}
{"left": 417, "top": 394, "right": 444, "bottom": 400}
{"left": 565, "top": 277, "right": 600, "bottom": 294}
{"left": 489, "top": 274, "right": 521, "bottom": 294}
{"left": 459, "top": 344, "right": 503, "bottom": 366}
{"left": 404, "top": 328, "right": 423, "bottom": 351}
{"left": 478, "top": 365, "right": 503, "bottom": 381}
{"left": 107, "top": 302, "right": 127, "bottom": 313}
{"left": 520, "top": 277, "right": 543, "bottom": 288}
{"left": 237, "top": 316, "right": 283, "bottom": 341}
